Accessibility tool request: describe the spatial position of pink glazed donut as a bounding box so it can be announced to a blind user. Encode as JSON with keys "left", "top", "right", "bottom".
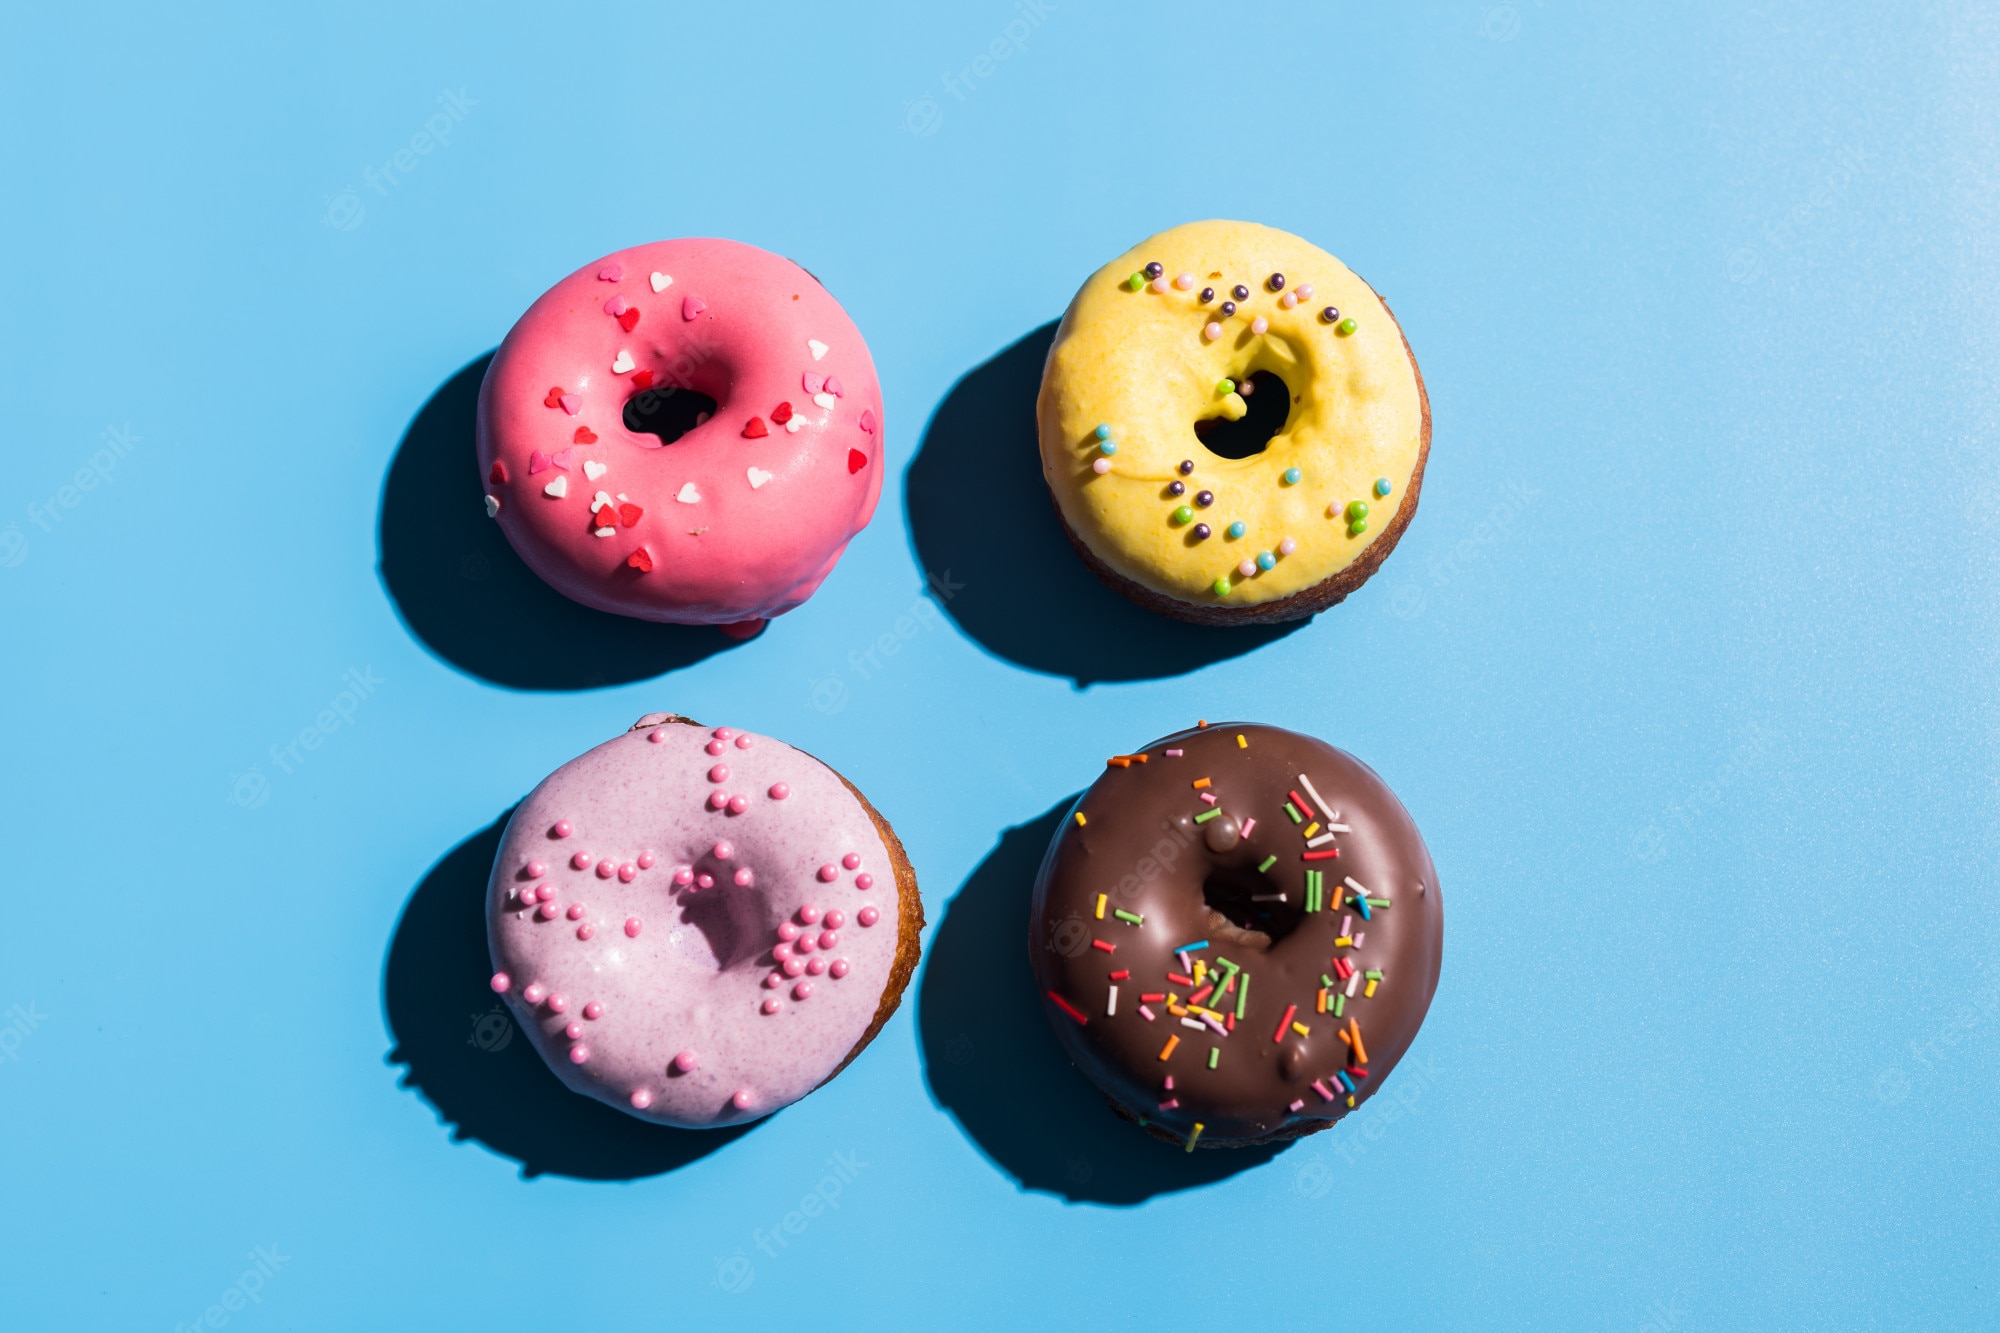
{"left": 476, "top": 240, "right": 885, "bottom": 632}
{"left": 485, "top": 714, "right": 922, "bottom": 1127}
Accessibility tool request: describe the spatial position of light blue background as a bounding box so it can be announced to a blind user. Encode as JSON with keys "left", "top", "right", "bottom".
{"left": 3, "top": 2, "right": 1996, "bottom": 1328}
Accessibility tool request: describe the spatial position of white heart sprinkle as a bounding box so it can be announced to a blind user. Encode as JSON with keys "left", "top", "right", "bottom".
{"left": 808, "top": 339, "right": 829, "bottom": 361}
{"left": 543, "top": 476, "right": 568, "bottom": 498}
{"left": 611, "top": 350, "right": 635, "bottom": 374}
{"left": 593, "top": 490, "right": 614, "bottom": 509}
{"left": 650, "top": 272, "right": 672, "bottom": 293}
{"left": 676, "top": 483, "right": 701, "bottom": 504}
{"left": 616, "top": 492, "right": 629, "bottom": 501}
{"left": 484, "top": 494, "right": 500, "bottom": 517}
{"left": 812, "top": 392, "right": 836, "bottom": 409}
{"left": 584, "top": 460, "right": 608, "bottom": 481}
{"left": 593, "top": 526, "right": 616, "bottom": 538}
{"left": 747, "top": 467, "right": 773, "bottom": 489}
{"left": 785, "top": 417, "right": 801, "bottom": 433}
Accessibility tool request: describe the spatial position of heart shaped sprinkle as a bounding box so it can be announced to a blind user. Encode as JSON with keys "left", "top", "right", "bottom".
{"left": 529, "top": 450, "right": 551, "bottom": 475}
{"left": 632, "top": 370, "right": 655, "bottom": 389}
{"left": 747, "top": 467, "right": 773, "bottom": 489}
{"left": 611, "top": 350, "right": 635, "bottom": 374}
{"left": 598, "top": 263, "right": 624, "bottom": 282}
{"left": 812, "top": 392, "right": 836, "bottom": 409}
{"left": 742, "top": 416, "right": 769, "bottom": 438}
{"left": 544, "top": 475, "right": 568, "bottom": 498}
{"left": 604, "top": 295, "right": 629, "bottom": 316}
{"left": 785, "top": 417, "right": 801, "bottom": 433}
{"left": 593, "top": 490, "right": 614, "bottom": 509}
{"left": 544, "top": 387, "right": 566, "bottom": 408}
{"left": 489, "top": 461, "right": 508, "bottom": 484}
{"left": 485, "top": 493, "right": 501, "bottom": 515}
{"left": 618, "top": 308, "right": 640, "bottom": 332}
{"left": 583, "top": 460, "right": 608, "bottom": 481}
{"left": 594, "top": 502, "right": 618, "bottom": 527}
{"left": 803, "top": 371, "right": 825, "bottom": 394}
{"left": 682, "top": 295, "right": 707, "bottom": 321}
{"left": 825, "top": 375, "right": 843, "bottom": 397}
{"left": 858, "top": 409, "right": 877, "bottom": 434}
{"left": 848, "top": 449, "right": 867, "bottom": 474}
{"left": 573, "top": 427, "right": 598, "bottom": 444}
{"left": 558, "top": 394, "right": 581, "bottom": 416}
{"left": 627, "top": 547, "right": 654, "bottom": 572}
{"left": 618, "top": 503, "right": 643, "bottom": 526}
{"left": 676, "top": 482, "right": 701, "bottom": 503}
{"left": 650, "top": 272, "right": 672, "bottom": 293}
{"left": 808, "top": 339, "right": 829, "bottom": 360}
{"left": 770, "top": 402, "right": 794, "bottom": 424}
{"left": 551, "top": 448, "right": 577, "bottom": 470}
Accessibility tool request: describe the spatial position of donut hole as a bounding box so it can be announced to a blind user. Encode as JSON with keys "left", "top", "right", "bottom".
{"left": 675, "top": 880, "right": 773, "bottom": 971}
{"left": 1193, "top": 371, "right": 1290, "bottom": 461}
{"left": 1199, "top": 861, "right": 1301, "bottom": 950}
{"left": 623, "top": 383, "right": 720, "bottom": 447}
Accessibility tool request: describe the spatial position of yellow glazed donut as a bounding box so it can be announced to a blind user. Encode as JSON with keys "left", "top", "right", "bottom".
{"left": 1037, "top": 220, "right": 1430, "bottom": 623}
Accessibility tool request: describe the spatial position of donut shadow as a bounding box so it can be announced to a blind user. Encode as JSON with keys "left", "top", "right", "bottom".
{"left": 377, "top": 352, "right": 743, "bottom": 692}
{"left": 383, "top": 809, "right": 762, "bottom": 1180}
{"left": 918, "top": 800, "right": 1286, "bottom": 1205}
{"left": 904, "top": 323, "right": 1307, "bottom": 686}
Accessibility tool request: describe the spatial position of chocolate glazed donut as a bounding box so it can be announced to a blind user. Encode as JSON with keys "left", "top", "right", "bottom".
{"left": 1029, "top": 723, "right": 1442, "bottom": 1149}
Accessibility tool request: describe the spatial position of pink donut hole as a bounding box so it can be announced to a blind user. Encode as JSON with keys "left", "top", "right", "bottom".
{"left": 823, "top": 910, "right": 846, "bottom": 930}
{"left": 524, "top": 861, "right": 546, "bottom": 878}
{"left": 522, "top": 983, "right": 546, "bottom": 1004}
{"left": 761, "top": 998, "right": 781, "bottom": 1015}
{"left": 708, "top": 764, "right": 730, "bottom": 784}
{"left": 732, "top": 1089, "right": 756, "bottom": 1111}
{"left": 566, "top": 903, "right": 586, "bottom": 920}
{"left": 624, "top": 917, "right": 642, "bottom": 938}
{"left": 489, "top": 972, "right": 511, "bottom": 993}
{"left": 673, "top": 866, "right": 694, "bottom": 887}
{"left": 819, "top": 930, "right": 839, "bottom": 950}
{"left": 673, "top": 1050, "right": 698, "bottom": 1073}
{"left": 569, "top": 1044, "right": 590, "bottom": 1064}
{"left": 792, "top": 982, "right": 813, "bottom": 1001}
{"left": 583, "top": 1002, "right": 603, "bottom": 1020}
{"left": 854, "top": 873, "right": 875, "bottom": 891}
{"left": 708, "top": 791, "right": 729, "bottom": 810}
{"left": 565, "top": 1022, "right": 583, "bottom": 1040}
{"left": 630, "top": 1088, "right": 653, "bottom": 1109}
{"left": 713, "top": 840, "right": 734, "bottom": 861}
{"left": 817, "top": 864, "right": 839, "bottom": 882}
{"left": 830, "top": 959, "right": 851, "bottom": 979}
{"left": 706, "top": 739, "right": 725, "bottom": 757}
{"left": 552, "top": 820, "right": 573, "bottom": 838}
{"left": 727, "top": 795, "right": 749, "bottom": 815}
{"left": 798, "top": 904, "right": 821, "bottom": 925}
{"left": 547, "top": 993, "right": 567, "bottom": 1014}
{"left": 618, "top": 862, "right": 637, "bottom": 882}
{"left": 842, "top": 853, "right": 862, "bottom": 871}
{"left": 637, "top": 850, "right": 656, "bottom": 869}
{"left": 571, "top": 851, "right": 592, "bottom": 870}
{"left": 733, "top": 868, "right": 754, "bottom": 887}
{"left": 858, "top": 907, "right": 880, "bottom": 927}
{"left": 769, "top": 782, "right": 791, "bottom": 800}
{"left": 776, "top": 922, "right": 798, "bottom": 942}
{"left": 805, "top": 957, "right": 826, "bottom": 976}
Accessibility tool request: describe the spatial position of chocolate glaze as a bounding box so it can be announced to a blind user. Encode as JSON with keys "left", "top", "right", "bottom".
{"left": 1029, "top": 723, "right": 1442, "bottom": 1147}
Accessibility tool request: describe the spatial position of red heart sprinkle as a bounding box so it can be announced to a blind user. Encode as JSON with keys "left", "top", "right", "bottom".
{"left": 626, "top": 548, "right": 654, "bottom": 573}
{"left": 593, "top": 505, "right": 618, "bottom": 530}
{"left": 544, "top": 387, "right": 566, "bottom": 408}
{"left": 618, "top": 503, "right": 643, "bottom": 526}
{"left": 848, "top": 449, "right": 867, "bottom": 474}
{"left": 770, "top": 401, "right": 794, "bottom": 424}
{"left": 617, "top": 308, "right": 641, "bottom": 332}
{"left": 631, "top": 370, "right": 655, "bottom": 389}
{"left": 742, "top": 417, "right": 769, "bottom": 438}
{"left": 489, "top": 462, "right": 508, "bottom": 484}
{"left": 573, "top": 427, "right": 598, "bottom": 444}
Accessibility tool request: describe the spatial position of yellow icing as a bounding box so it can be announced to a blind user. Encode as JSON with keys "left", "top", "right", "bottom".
{"left": 1037, "top": 220, "right": 1425, "bottom": 606}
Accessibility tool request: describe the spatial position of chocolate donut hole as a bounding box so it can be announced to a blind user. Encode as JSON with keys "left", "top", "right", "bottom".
{"left": 1193, "top": 371, "right": 1290, "bottom": 460}
{"left": 1199, "top": 861, "right": 1302, "bottom": 949}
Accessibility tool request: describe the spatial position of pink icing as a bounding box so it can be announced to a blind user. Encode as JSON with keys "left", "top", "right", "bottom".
{"left": 476, "top": 240, "right": 886, "bottom": 625}
{"left": 486, "top": 717, "right": 904, "bottom": 1128}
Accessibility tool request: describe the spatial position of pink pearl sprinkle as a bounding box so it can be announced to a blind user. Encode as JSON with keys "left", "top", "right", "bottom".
{"left": 727, "top": 795, "right": 749, "bottom": 815}
{"left": 1092, "top": 458, "right": 1113, "bottom": 475}
{"left": 762, "top": 998, "right": 781, "bottom": 1014}
{"left": 805, "top": 957, "right": 826, "bottom": 976}
{"left": 566, "top": 903, "right": 586, "bottom": 920}
{"left": 708, "top": 764, "right": 730, "bottom": 783}
{"left": 708, "top": 791, "right": 729, "bottom": 810}
{"left": 768, "top": 782, "right": 791, "bottom": 800}
{"left": 571, "top": 851, "right": 591, "bottom": 869}
{"left": 625, "top": 917, "right": 642, "bottom": 938}
{"left": 794, "top": 933, "right": 816, "bottom": 955}
{"left": 706, "top": 739, "right": 725, "bottom": 756}
{"left": 525, "top": 861, "right": 546, "bottom": 878}
{"left": 637, "top": 851, "right": 656, "bottom": 869}
{"left": 830, "top": 959, "right": 851, "bottom": 979}
{"left": 782, "top": 958, "right": 804, "bottom": 978}
{"left": 673, "top": 1050, "right": 698, "bottom": 1073}
{"left": 523, "top": 983, "right": 546, "bottom": 1003}
{"left": 732, "top": 1089, "right": 755, "bottom": 1110}
{"left": 1279, "top": 537, "right": 1297, "bottom": 555}
{"left": 583, "top": 1002, "right": 603, "bottom": 1020}
{"left": 734, "top": 868, "right": 754, "bottom": 887}
{"left": 696, "top": 872, "right": 714, "bottom": 889}
{"left": 1239, "top": 559, "right": 1258, "bottom": 577}
{"left": 547, "top": 994, "right": 567, "bottom": 1013}
{"left": 648, "top": 729, "right": 667, "bottom": 743}
{"left": 1150, "top": 277, "right": 1169, "bottom": 294}
{"left": 577, "top": 923, "right": 594, "bottom": 939}
{"left": 618, "top": 862, "right": 637, "bottom": 882}
{"left": 855, "top": 873, "right": 875, "bottom": 891}
{"left": 824, "top": 910, "right": 845, "bottom": 930}
{"left": 842, "top": 854, "right": 861, "bottom": 870}
{"left": 776, "top": 921, "right": 798, "bottom": 941}
{"left": 565, "top": 1022, "right": 583, "bottom": 1040}
{"left": 792, "top": 982, "right": 813, "bottom": 1000}
{"left": 764, "top": 972, "right": 783, "bottom": 989}
{"left": 1203, "top": 322, "right": 1222, "bottom": 341}
{"left": 773, "top": 942, "right": 793, "bottom": 961}
{"left": 630, "top": 1088, "right": 653, "bottom": 1108}
{"left": 858, "top": 907, "right": 880, "bottom": 927}
{"left": 734, "top": 734, "right": 754, "bottom": 749}
{"left": 1296, "top": 283, "right": 1314, "bottom": 299}
{"left": 1251, "top": 316, "right": 1269, "bottom": 335}
{"left": 673, "top": 866, "right": 693, "bottom": 886}
{"left": 537, "top": 884, "right": 555, "bottom": 901}
{"left": 490, "top": 972, "right": 511, "bottom": 993}
{"left": 569, "top": 1044, "right": 590, "bottom": 1064}
{"left": 553, "top": 820, "right": 572, "bottom": 838}
{"left": 1174, "top": 272, "right": 1195, "bottom": 290}
{"left": 1280, "top": 292, "right": 1299, "bottom": 309}
{"left": 537, "top": 902, "right": 558, "bottom": 920}
{"left": 713, "top": 840, "right": 734, "bottom": 860}
{"left": 799, "top": 904, "right": 821, "bottom": 924}
{"left": 818, "top": 864, "right": 838, "bottom": 882}
{"left": 713, "top": 727, "right": 735, "bottom": 740}
{"left": 819, "top": 930, "right": 839, "bottom": 950}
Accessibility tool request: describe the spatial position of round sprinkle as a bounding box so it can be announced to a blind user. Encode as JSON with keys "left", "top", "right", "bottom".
{"left": 830, "top": 959, "right": 851, "bottom": 979}
{"left": 1349, "top": 518, "right": 1369, "bottom": 536}
{"left": 817, "top": 863, "right": 838, "bottom": 882}
{"left": 1195, "top": 490, "right": 1214, "bottom": 508}
{"left": 707, "top": 791, "right": 728, "bottom": 810}
{"left": 1092, "top": 457, "right": 1112, "bottom": 475}
{"left": 630, "top": 1089, "right": 653, "bottom": 1109}
{"left": 522, "top": 983, "right": 545, "bottom": 1003}
{"left": 569, "top": 1044, "right": 590, "bottom": 1064}
{"left": 547, "top": 993, "right": 567, "bottom": 1014}
{"left": 648, "top": 728, "right": 666, "bottom": 742}
{"left": 1280, "top": 292, "right": 1299, "bottom": 309}
{"left": 1174, "top": 272, "right": 1195, "bottom": 290}
{"left": 618, "top": 862, "right": 636, "bottom": 882}
{"left": 713, "top": 840, "right": 734, "bottom": 860}
{"left": 1228, "top": 521, "right": 1247, "bottom": 539}
{"left": 1150, "top": 277, "right": 1169, "bottom": 294}
{"left": 637, "top": 851, "right": 655, "bottom": 869}
{"left": 1337, "top": 317, "right": 1357, "bottom": 336}
{"left": 824, "top": 909, "right": 846, "bottom": 930}
{"left": 855, "top": 872, "right": 875, "bottom": 890}
{"left": 570, "top": 851, "right": 591, "bottom": 870}
{"left": 1215, "top": 378, "right": 1234, "bottom": 395}
{"left": 1095, "top": 423, "right": 1112, "bottom": 440}
{"left": 566, "top": 1022, "right": 583, "bottom": 1040}
{"left": 1279, "top": 537, "right": 1297, "bottom": 555}
{"left": 1178, "top": 459, "right": 1195, "bottom": 476}
{"left": 1213, "top": 577, "right": 1231, "bottom": 595}
{"left": 1282, "top": 467, "right": 1301, "bottom": 486}
{"left": 673, "top": 866, "right": 694, "bottom": 886}
{"left": 1232, "top": 284, "right": 1250, "bottom": 301}
{"left": 781, "top": 957, "right": 803, "bottom": 977}
{"left": 1199, "top": 287, "right": 1214, "bottom": 303}
{"left": 583, "top": 1002, "right": 603, "bottom": 1020}
{"left": 1297, "top": 284, "right": 1315, "bottom": 299}
{"left": 673, "top": 1050, "right": 698, "bottom": 1073}
{"left": 858, "top": 907, "right": 880, "bottom": 927}
{"left": 713, "top": 728, "right": 734, "bottom": 740}
{"left": 1251, "top": 316, "right": 1269, "bottom": 335}
{"left": 1320, "top": 306, "right": 1341, "bottom": 324}
{"left": 1168, "top": 480, "right": 1185, "bottom": 497}
{"left": 707, "top": 763, "right": 729, "bottom": 784}
{"left": 1219, "top": 301, "right": 1236, "bottom": 318}
{"left": 1238, "top": 558, "right": 1257, "bottom": 577}
{"left": 726, "top": 795, "right": 748, "bottom": 815}
{"left": 706, "top": 739, "right": 725, "bottom": 756}
{"left": 761, "top": 998, "right": 781, "bottom": 1015}
{"left": 597, "top": 858, "right": 617, "bottom": 878}
{"left": 1257, "top": 551, "right": 1277, "bottom": 571}
{"left": 1143, "top": 261, "right": 1164, "bottom": 279}
{"left": 1268, "top": 273, "right": 1286, "bottom": 291}
{"left": 734, "top": 733, "right": 754, "bottom": 749}
{"left": 800, "top": 904, "right": 821, "bottom": 924}
{"left": 1203, "top": 322, "right": 1222, "bottom": 342}
{"left": 490, "top": 972, "right": 511, "bottom": 993}
{"left": 1192, "top": 523, "right": 1211, "bottom": 540}
{"left": 842, "top": 853, "right": 862, "bottom": 870}
{"left": 1098, "top": 440, "right": 1117, "bottom": 456}
{"left": 566, "top": 903, "right": 585, "bottom": 920}
{"left": 525, "top": 861, "right": 546, "bottom": 878}
{"left": 1172, "top": 505, "right": 1194, "bottom": 526}
{"left": 733, "top": 1089, "right": 756, "bottom": 1110}
{"left": 1375, "top": 477, "right": 1392, "bottom": 497}
{"left": 768, "top": 782, "right": 790, "bottom": 800}
{"left": 552, "top": 820, "right": 572, "bottom": 838}
{"left": 805, "top": 958, "right": 826, "bottom": 977}
{"left": 792, "top": 981, "right": 813, "bottom": 1000}
{"left": 696, "top": 872, "right": 714, "bottom": 889}
{"left": 536, "top": 902, "right": 557, "bottom": 920}
{"left": 1124, "top": 272, "right": 1145, "bottom": 291}
{"left": 777, "top": 921, "right": 798, "bottom": 941}
{"left": 733, "top": 868, "right": 754, "bottom": 887}
{"left": 1347, "top": 500, "right": 1370, "bottom": 520}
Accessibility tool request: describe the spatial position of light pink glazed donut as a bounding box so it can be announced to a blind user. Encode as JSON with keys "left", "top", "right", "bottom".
{"left": 476, "top": 240, "right": 885, "bottom": 630}
{"left": 486, "top": 714, "right": 922, "bottom": 1127}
